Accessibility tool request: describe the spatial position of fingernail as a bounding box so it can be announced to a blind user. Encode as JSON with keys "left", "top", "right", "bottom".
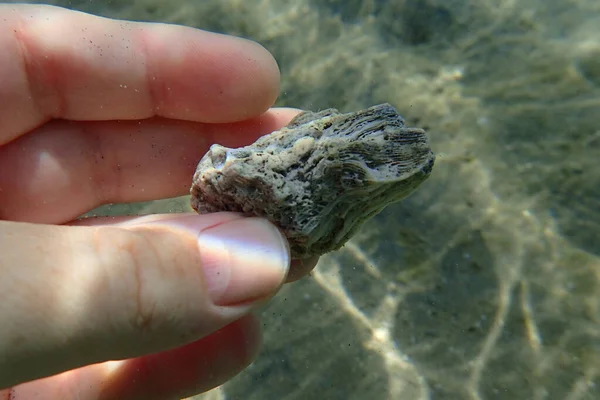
{"left": 197, "top": 218, "right": 290, "bottom": 306}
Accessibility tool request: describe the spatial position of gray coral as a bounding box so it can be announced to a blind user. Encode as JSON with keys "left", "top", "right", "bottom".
{"left": 191, "top": 103, "right": 435, "bottom": 258}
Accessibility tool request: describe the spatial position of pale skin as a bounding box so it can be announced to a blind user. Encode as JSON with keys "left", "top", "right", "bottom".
{"left": 0, "top": 4, "right": 317, "bottom": 399}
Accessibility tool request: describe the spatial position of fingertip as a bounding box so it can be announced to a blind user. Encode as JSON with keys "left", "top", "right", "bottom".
{"left": 287, "top": 256, "right": 320, "bottom": 282}
{"left": 141, "top": 25, "right": 281, "bottom": 122}
{"left": 196, "top": 216, "right": 290, "bottom": 306}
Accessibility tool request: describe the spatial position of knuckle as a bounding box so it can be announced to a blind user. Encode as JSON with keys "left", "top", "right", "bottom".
{"left": 92, "top": 227, "right": 161, "bottom": 334}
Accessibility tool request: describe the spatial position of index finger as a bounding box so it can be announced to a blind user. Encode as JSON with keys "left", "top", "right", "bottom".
{"left": 0, "top": 4, "right": 280, "bottom": 145}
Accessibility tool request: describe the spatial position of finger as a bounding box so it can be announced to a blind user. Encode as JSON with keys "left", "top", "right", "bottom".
{"left": 288, "top": 257, "right": 320, "bottom": 282}
{"left": 0, "top": 213, "right": 289, "bottom": 389}
{"left": 73, "top": 214, "right": 319, "bottom": 281}
{"left": 0, "top": 4, "right": 280, "bottom": 145}
{"left": 0, "top": 108, "right": 300, "bottom": 223}
{"left": 4, "top": 315, "right": 261, "bottom": 400}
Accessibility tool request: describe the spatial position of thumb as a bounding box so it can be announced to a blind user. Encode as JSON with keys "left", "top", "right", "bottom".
{"left": 0, "top": 212, "right": 289, "bottom": 388}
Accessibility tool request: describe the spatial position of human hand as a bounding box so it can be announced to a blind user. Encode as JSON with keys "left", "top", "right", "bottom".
{"left": 0, "top": 4, "right": 317, "bottom": 399}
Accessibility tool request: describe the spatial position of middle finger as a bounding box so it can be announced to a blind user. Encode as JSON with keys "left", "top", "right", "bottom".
{"left": 0, "top": 108, "right": 299, "bottom": 223}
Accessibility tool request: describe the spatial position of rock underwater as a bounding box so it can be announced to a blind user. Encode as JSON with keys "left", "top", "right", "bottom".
{"left": 190, "top": 103, "right": 435, "bottom": 259}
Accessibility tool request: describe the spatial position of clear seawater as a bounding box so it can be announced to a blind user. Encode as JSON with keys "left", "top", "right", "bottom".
{"left": 10, "top": 0, "right": 600, "bottom": 399}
